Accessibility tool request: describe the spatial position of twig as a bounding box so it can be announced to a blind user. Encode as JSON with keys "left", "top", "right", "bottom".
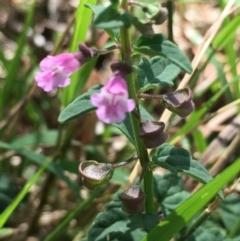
{"left": 210, "top": 132, "right": 240, "bottom": 176}
{"left": 192, "top": 132, "right": 240, "bottom": 193}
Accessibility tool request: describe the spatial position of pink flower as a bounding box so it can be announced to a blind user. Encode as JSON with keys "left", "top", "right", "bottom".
{"left": 34, "top": 53, "right": 80, "bottom": 92}
{"left": 91, "top": 76, "right": 135, "bottom": 124}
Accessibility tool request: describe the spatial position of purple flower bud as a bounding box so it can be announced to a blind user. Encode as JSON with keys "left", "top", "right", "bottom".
{"left": 110, "top": 62, "right": 133, "bottom": 77}
{"left": 34, "top": 44, "right": 98, "bottom": 92}
{"left": 139, "top": 120, "right": 168, "bottom": 148}
{"left": 77, "top": 43, "right": 98, "bottom": 63}
{"left": 79, "top": 161, "right": 114, "bottom": 190}
{"left": 161, "top": 87, "right": 195, "bottom": 117}
{"left": 119, "top": 185, "right": 145, "bottom": 214}
{"left": 90, "top": 72, "right": 135, "bottom": 124}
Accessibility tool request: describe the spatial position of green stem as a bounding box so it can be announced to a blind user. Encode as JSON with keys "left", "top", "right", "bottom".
{"left": 112, "top": 155, "right": 138, "bottom": 168}
{"left": 166, "top": 0, "right": 174, "bottom": 42}
{"left": 120, "top": 0, "right": 154, "bottom": 213}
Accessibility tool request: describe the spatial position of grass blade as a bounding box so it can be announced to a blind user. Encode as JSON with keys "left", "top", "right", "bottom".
{"left": 61, "top": 0, "right": 97, "bottom": 106}
{"left": 43, "top": 185, "right": 107, "bottom": 241}
{"left": 0, "top": 157, "right": 51, "bottom": 228}
{"left": 141, "top": 158, "right": 240, "bottom": 241}
{"left": 1, "top": 1, "right": 36, "bottom": 107}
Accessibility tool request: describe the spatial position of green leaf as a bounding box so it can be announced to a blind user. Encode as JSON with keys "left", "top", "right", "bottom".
{"left": 58, "top": 85, "right": 101, "bottom": 123}
{"left": 141, "top": 158, "right": 240, "bottom": 241}
{"left": 0, "top": 174, "right": 21, "bottom": 214}
{"left": 133, "top": 34, "right": 192, "bottom": 74}
{"left": 162, "top": 191, "right": 190, "bottom": 215}
{"left": 135, "top": 56, "right": 180, "bottom": 92}
{"left": 153, "top": 173, "right": 184, "bottom": 203}
{"left": 143, "top": 3, "right": 159, "bottom": 19}
{"left": 86, "top": 1, "right": 131, "bottom": 30}
{"left": 10, "top": 131, "right": 85, "bottom": 178}
{"left": 116, "top": 229, "right": 147, "bottom": 241}
{"left": 105, "top": 28, "right": 120, "bottom": 42}
{"left": 0, "top": 157, "right": 52, "bottom": 228}
{"left": 131, "top": 17, "right": 154, "bottom": 37}
{"left": 186, "top": 226, "right": 226, "bottom": 241}
{"left": 87, "top": 195, "right": 158, "bottom": 241}
{"left": 84, "top": 3, "right": 104, "bottom": 14}
{"left": 219, "top": 195, "right": 240, "bottom": 232}
{"left": 85, "top": 3, "right": 120, "bottom": 41}
{"left": 0, "top": 142, "right": 79, "bottom": 198}
{"left": 223, "top": 238, "right": 239, "bottom": 241}
{"left": 114, "top": 112, "right": 135, "bottom": 144}
{"left": 10, "top": 130, "right": 59, "bottom": 147}
{"left": 152, "top": 143, "right": 213, "bottom": 185}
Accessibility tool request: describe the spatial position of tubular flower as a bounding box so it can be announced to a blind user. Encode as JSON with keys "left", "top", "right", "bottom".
{"left": 91, "top": 75, "right": 135, "bottom": 124}
{"left": 35, "top": 44, "right": 98, "bottom": 92}
{"left": 34, "top": 53, "right": 80, "bottom": 92}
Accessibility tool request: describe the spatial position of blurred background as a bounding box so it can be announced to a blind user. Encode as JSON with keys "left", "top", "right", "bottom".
{"left": 0, "top": 0, "right": 240, "bottom": 240}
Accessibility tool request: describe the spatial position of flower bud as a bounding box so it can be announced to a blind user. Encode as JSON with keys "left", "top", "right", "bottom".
{"left": 79, "top": 161, "right": 114, "bottom": 190}
{"left": 138, "top": 120, "right": 168, "bottom": 148}
{"left": 77, "top": 44, "right": 98, "bottom": 63}
{"left": 34, "top": 44, "right": 98, "bottom": 92}
{"left": 110, "top": 62, "right": 132, "bottom": 77}
{"left": 161, "top": 87, "right": 195, "bottom": 117}
{"left": 119, "top": 185, "right": 145, "bottom": 214}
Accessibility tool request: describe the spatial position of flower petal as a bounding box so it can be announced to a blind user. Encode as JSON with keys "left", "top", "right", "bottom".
{"left": 51, "top": 69, "right": 70, "bottom": 88}
{"left": 104, "top": 76, "right": 128, "bottom": 96}
{"left": 96, "top": 106, "right": 110, "bottom": 124}
{"left": 35, "top": 71, "right": 54, "bottom": 92}
{"left": 91, "top": 93, "right": 108, "bottom": 107}
{"left": 90, "top": 70, "right": 135, "bottom": 124}
{"left": 54, "top": 53, "right": 80, "bottom": 74}
{"left": 126, "top": 99, "right": 135, "bottom": 112}
{"left": 39, "top": 56, "right": 55, "bottom": 71}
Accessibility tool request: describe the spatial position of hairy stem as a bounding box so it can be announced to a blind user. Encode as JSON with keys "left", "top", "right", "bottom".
{"left": 112, "top": 155, "right": 138, "bottom": 168}
{"left": 137, "top": 93, "right": 163, "bottom": 99}
{"left": 120, "top": 0, "right": 154, "bottom": 213}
